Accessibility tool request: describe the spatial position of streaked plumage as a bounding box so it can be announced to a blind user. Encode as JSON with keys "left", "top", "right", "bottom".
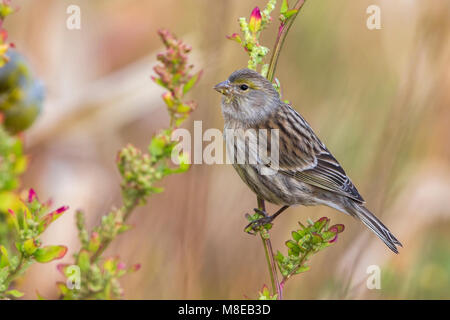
{"left": 215, "top": 68, "right": 402, "bottom": 253}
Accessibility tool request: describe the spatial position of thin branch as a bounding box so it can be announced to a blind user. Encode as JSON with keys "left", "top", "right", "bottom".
{"left": 280, "top": 250, "right": 311, "bottom": 287}
{"left": 267, "top": 0, "right": 307, "bottom": 82}
{"left": 5, "top": 253, "right": 24, "bottom": 284}
{"left": 256, "top": 0, "right": 307, "bottom": 300}
{"left": 257, "top": 197, "right": 282, "bottom": 299}
{"left": 90, "top": 198, "right": 139, "bottom": 262}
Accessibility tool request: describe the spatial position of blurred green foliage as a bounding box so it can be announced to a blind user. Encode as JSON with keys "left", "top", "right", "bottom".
{"left": 382, "top": 225, "right": 450, "bottom": 299}
{"left": 0, "top": 1, "right": 57, "bottom": 299}
{"left": 0, "top": 49, "right": 43, "bottom": 134}
{"left": 0, "top": 189, "right": 68, "bottom": 299}
{"left": 0, "top": 125, "right": 26, "bottom": 193}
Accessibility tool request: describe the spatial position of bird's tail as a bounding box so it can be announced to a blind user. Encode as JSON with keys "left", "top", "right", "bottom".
{"left": 346, "top": 202, "right": 402, "bottom": 254}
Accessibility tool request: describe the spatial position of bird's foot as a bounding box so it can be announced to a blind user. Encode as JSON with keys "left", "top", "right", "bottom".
{"left": 244, "top": 208, "right": 274, "bottom": 235}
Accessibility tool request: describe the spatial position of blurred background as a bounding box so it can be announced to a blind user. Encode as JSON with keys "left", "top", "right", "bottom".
{"left": 4, "top": 0, "right": 450, "bottom": 299}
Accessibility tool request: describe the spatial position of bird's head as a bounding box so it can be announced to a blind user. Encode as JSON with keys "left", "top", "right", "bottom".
{"left": 214, "top": 68, "right": 280, "bottom": 124}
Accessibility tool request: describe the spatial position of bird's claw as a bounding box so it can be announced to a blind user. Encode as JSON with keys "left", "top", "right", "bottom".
{"left": 244, "top": 208, "right": 273, "bottom": 235}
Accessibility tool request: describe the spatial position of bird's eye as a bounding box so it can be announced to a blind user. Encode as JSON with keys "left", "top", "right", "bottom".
{"left": 239, "top": 84, "right": 249, "bottom": 91}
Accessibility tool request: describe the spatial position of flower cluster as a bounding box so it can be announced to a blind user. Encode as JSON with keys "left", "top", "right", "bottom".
{"left": 152, "top": 29, "right": 202, "bottom": 127}
{"left": 56, "top": 211, "right": 140, "bottom": 300}
{"left": 118, "top": 30, "right": 197, "bottom": 207}
{"left": 118, "top": 140, "right": 188, "bottom": 208}
{"left": 227, "top": 0, "right": 276, "bottom": 74}
{"left": 57, "top": 30, "right": 200, "bottom": 300}
{"left": 0, "top": 189, "right": 68, "bottom": 299}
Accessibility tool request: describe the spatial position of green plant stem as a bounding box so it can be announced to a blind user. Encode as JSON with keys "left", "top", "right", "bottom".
{"left": 266, "top": 0, "right": 306, "bottom": 82}
{"left": 257, "top": 197, "right": 282, "bottom": 299}
{"left": 5, "top": 253, "right": 24, "bottom": 285}
{"left": 257, "top": 0, "right": 307, "bottom": 300}
{"left": 280, "top": 250, "right": 311, "bottom": 287}
{"left": 90, "top": 198, "right": 140, "bottom": 262}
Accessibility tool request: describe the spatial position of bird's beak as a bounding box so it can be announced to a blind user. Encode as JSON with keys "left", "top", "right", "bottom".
{"left": 214, "top": 80, "right": 231, "bottom": 95}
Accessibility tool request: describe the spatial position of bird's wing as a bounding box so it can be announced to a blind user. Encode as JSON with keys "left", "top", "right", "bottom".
{"left": 259, "top": 103, "right": 365, "bottom": 203}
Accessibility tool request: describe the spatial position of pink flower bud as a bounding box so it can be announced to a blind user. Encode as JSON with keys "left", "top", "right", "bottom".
{"left": 162, "top": 91, "right": 174, "bottom": 107}
{"left": 56, "top": 206, "right": 69, "bottom": 214}
{"left": 28, "top": 188, "right": 37, "bottom": 203}
{"left": 249, "top": 7, "right": 262, "bottom": 34}
{"left": 226, "top": 33, "right": 242, "bottom": 44}
{"left": 329, "top": 224, "right": 345, "bottom": 233}
{"left": 132, "top": 263, "right": 141, "bottom": 272}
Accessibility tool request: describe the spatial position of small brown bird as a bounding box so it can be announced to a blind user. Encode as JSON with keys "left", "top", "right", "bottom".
{"left": 214, "top": 68, "right": 402, "bottom": 253}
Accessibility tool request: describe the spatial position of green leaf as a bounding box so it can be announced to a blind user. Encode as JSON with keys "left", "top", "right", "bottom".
{"left": 33, "top": 245, "right": 68, "bottom": 263}
{"left": 77, "top": 250, "right": 90, "bottom": 272}
{"left": 321, "top": 231, "right": 336, "bottom": 242}
{"left": 314, "top": 217, "right": 328, "bottom": 231}
{"left": 311, "top": 233, "right": 323, "bottom": 244}
{"left": 329, "top": 224, "right": 345, "bottom": 233}
{"left": 152, "top": 77, "right": 167, "bottom": 89}
{"left": 285, "top": 9, "right": 298, "bottom": 19}
{"left": 149, "top": 136, "right": 166, "bottom": 158}
{"left": 280, "top": 0, "right": 289, "bottom": 14}
{"left": 148, "top": 186, "right": 164, "bottom": 193}
{"left": 36, "top": 290, "right": 46, "bottom": 300}
{"left": 117, "top": 223, "right": 133, "bottom": 234}
{"left": 292, "top": 231, "right": 301, "bottom": 242}
{"left": 285, "top": 240, "right": 300, "bottom": 255}
{"left": 0, "top": 266, "right": 9, "bottom": 283}
{"left": 295, "top": 265, "right": 310, "bottom": 274}
{"left": 183, "top": 70, "right": 202, "bottom": 94}
{"left": 0, "top": 245, "right": 9, "bottom": 267}
{"left": 176, "top": 104, "right": 192, "bottom": 113}
{"left": 56, "top": 282, "right": 70, "bottom": 296}
{"left": 22, "top": 238, "right": 39, "bottom": 256}
{"left": 275, "top": 250, "right": 285, "bottom": 264}
{"left": 6, "top": 289, "right": 24, "bottom": 298}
